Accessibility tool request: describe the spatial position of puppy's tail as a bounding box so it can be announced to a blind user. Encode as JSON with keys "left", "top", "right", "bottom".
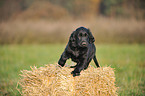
{"left": 93, "top": 55, "right": 100, "bottom": 67}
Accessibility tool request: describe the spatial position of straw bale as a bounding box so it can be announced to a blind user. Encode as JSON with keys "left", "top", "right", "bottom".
{"left": 17, "top": 64, "right": 118, "bottom": 96}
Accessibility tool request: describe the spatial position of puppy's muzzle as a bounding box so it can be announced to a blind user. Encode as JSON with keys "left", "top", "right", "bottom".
{"left": 81, "top": 41, "right": 87, "bottom": 46}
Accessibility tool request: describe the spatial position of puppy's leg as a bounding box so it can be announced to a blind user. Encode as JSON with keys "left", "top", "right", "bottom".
{"left": 58, "top": 52, "right": 69, "bottom": 67}
{"left": 71, "top": 62, "right": 86, "bottom": 77}
{"left": 84, "top": 60, "right": 92, "bottom": 70}
{"left": 71, "top": 68, "right": 80, "bottom": 77}
{"left": 70, "top": 65, "right": 77, "bottom": 68}
{"left": 84, "top": 54, "right": 95, "bottom": 69}
{"left": 93, "top": 55, "right": 100, "bottom": 67}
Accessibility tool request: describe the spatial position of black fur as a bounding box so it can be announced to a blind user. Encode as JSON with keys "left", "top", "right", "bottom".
{"left": 58, "top": 27, "right": 100, "bottom": 77}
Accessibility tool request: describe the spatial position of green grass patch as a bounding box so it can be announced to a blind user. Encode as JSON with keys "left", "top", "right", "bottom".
{"left": 0, "top": 44, "right": 145, "bottom": 95}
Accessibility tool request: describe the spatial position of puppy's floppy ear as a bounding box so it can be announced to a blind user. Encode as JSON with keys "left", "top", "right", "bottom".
{"left": 69, "top": 31, "right": 76, "bottom": 47}
{"left": 69, "top": 31, "right": 75, "bottom": 42}
{"left": 88, "top": 29, "right": 95, "bottom": 43}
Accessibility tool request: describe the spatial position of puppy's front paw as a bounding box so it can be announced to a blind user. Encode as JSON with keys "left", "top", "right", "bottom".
{"left": 71, "top": 71, "right": 80, "bottom": 77}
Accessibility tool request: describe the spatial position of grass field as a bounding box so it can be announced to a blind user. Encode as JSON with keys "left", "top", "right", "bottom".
{"left": 0, "top": 44, "right": 145, "bottom": 96}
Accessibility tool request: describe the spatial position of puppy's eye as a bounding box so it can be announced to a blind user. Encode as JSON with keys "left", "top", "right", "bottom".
{"left": 79, "top": 33, "right": 82, "bottom": 36}
{"left": 84, "top": 33, "right": 87, "bottom": 37}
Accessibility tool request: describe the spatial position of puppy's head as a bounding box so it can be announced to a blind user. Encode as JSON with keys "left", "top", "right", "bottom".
{"left": 69, "top": 27, "right": 95, "bottom": 47}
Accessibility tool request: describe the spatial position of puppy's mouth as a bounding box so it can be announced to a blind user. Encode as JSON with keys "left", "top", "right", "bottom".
{"left": 81, "top": 42, "right": 87, "bottom": 47}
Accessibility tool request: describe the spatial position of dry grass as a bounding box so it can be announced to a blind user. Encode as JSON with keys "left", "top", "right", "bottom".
{"left": 17, "top": 64, "right": 118, "bottom": 96}
{"left": 0, "top": 17, "right": 145, "bottom": 44}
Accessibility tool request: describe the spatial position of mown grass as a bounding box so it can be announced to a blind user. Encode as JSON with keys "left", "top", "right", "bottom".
{"left": 0, "top": 44, "right": 145, "bottom": 96}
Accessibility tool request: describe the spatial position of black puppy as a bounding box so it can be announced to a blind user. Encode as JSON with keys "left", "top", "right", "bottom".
{"left": 58, "top": 27, "right": 100, "bottom": 77}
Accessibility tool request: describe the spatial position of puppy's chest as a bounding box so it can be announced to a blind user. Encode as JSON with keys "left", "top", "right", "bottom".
{"left": 70, "top": 50, "right": 86, "bottom": 58}
{"left": 67, "top": 47, "right": 87, "bottom": 58}
{"left": 72, "top": 51, "right": 79, "bottom": 57}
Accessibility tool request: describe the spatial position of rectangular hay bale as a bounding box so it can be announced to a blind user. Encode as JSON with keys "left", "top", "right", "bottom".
{"left": 17, "top": 64, "right": 118, "bottom": 96}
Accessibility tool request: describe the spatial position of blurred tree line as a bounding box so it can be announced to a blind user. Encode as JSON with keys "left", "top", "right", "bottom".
{"left": 100, "top": 0, "right": 145, "bottom": 19}
{"left": 0, "top": 0, "right": 144, "bottom": 22}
